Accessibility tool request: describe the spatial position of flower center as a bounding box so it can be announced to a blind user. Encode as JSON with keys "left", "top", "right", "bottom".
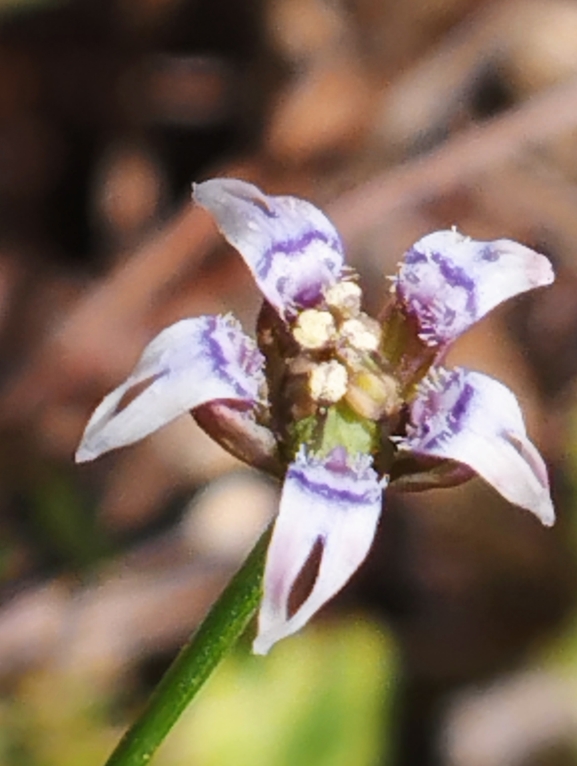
{"left": 290, "top": 280, "right": 402, "bottom": 420}
{"left": 258, "top": 278, "right": 412, "bottom": 465}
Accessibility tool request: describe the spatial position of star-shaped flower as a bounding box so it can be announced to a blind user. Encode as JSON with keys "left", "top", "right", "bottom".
{"left": 76, "top": 178, "right": 555, "bottom": 655}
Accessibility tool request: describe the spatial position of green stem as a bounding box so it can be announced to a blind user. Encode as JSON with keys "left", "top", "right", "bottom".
{"left": 104, "top": 526, "right": 271, "bottom": 766}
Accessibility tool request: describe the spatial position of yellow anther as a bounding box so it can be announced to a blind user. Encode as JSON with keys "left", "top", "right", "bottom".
{"left": 324, "top": 281, "right": 362, "bottom": 318}
{"left": 309, "top": 360, "right": 349, "bottom": 403}
{"left": 340, "top": 316, "right": 381, "bottom": 352}
{"left": 345, "top": 370, "right": 401, "bottom": 420}
{"left": 293, "top": 309, "right": 336, "bottom": 350}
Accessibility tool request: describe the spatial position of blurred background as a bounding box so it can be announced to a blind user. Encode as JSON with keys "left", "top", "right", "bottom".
{"left": 0, "top": 0, "right": 576, "bottom": 764}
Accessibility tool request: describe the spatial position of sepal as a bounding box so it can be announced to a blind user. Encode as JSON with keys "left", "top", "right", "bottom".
{"left": 194, "top": 402, "right": 281, "bottom": 476}
{"left": 193, "top": 178, "right": 344, "bottom": 318}
{"left": 389, "top": 453, "right": 474, "bottom": 492}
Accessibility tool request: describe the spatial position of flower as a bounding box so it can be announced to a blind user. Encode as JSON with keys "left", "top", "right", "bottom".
{"left": 76, "top": 178, "right": 555, "bottom": 655}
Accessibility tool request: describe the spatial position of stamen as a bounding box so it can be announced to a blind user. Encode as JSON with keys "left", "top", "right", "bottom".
{"left": 324, "top": 281, "right": 362, "bottom": 318}
{"left": 340, "top": 316, "right": 381, "bottom": 352}
{"left": 309, "top": 360, "right": 348, "bottom": 403}
{"left": 293, "top": 309, "right": 336, "bottom": 350}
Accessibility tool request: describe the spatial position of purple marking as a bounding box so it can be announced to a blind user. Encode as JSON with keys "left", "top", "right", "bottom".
{"left": 480, "top": 244, "right": 500, "bottom": 262}
{"left": 323, "top": 446, "right": 349, "bottom": 473}
{"left": 442, "top": 306, "right": 457, "bottom": 325}
{"left": 448, "top": 381, "right": 475, "bottom": 430}
{"left": 242, "top": 194, "right": 279, "bottom": 219}
{"left": 419, "top": 429, "right": 450, "bottom": 452}
{"left": 430, "top": 251, "right": 477, "bottom": 314}
{"left": 199, "top": 317, "right": 260, "bottom": 399}
{"left": 410, "top": 373, "right": 476, "bottom": 450}
{"left": 404, "top": 271, "right": 421, "bottom": 285}
{"left": 234, "top": 327, "right": 262, "bottom": 377}
{"left": 256, "top": 229, "right": 343, "bottom": 279}
{"left": 289, "top": 465, "right": 381, "bottom": 506}
{"left": 290, "top": 280, "right": 325, "bottom": 307}
{"left": 431, "top": 251, "right": 475, "bottom": 291}
{"left": 417, "top": 421, "right": 432, "bottom": 439}
{"left": 403, "top": 247, "right": 428, "bottom": 265}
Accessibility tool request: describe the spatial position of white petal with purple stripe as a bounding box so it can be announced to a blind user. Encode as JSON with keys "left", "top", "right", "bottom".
{"left": 193, "top": 178, "right": 344, "bottom": 318}
{"left": 394, "top": 230, "right": 554, "bottom": 347}
{"left": 400, "top": 367, "right": 554, "bottom": 525}
{"left": 76, "top": 315, "right": 265, "bottom": 462}
{"left": 253, "top": 446, "right": 382, "bottom": 655}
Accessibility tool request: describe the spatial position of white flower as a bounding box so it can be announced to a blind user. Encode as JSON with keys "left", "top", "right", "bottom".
{"left": 76, "top": 179, "right": 555, "bottom": 655}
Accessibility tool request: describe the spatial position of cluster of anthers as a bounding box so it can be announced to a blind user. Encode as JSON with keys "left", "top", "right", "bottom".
{"left": 291, "top": 281, "right": 399, "bottom": 416}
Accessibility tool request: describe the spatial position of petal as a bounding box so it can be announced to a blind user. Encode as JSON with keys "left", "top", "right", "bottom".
{"left": 76, "top": 315, "right": 265, "bottom": 462}
{"left": 399, "top": 367, "right": 554, "bottom": 525}
{"left": 394, "top": 230, "right": 554, "bottom": 347}
{"left": 193, "top": 178, "right": 344, "bottom": 318}
{"left": 253, "top": 446, "right": 382, "bottom": 655}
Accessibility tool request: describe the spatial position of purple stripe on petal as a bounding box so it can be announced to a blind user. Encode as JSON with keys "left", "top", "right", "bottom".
{"left": 193, "top": 178, "right": 344, "bottom": 318}
{"left": 403, "top": 247, "right": 428, "bottom": 266}
{"left": 199, "top": 315, "right": 264, "bottom": 399}
{"left": 447, "top": 380, "right": 475, "bottom": 433}
{"left": 400, "top": 366, "right": 555, "bottom": 525}
{"left": 430, "top": 251, "right": 476, "bottom": 293}
{"left": 257, "top": 230, "right": 343, "bottom": 279}
{"left": 480, "top": 244, "right": 500, "bottom": 262}
{"left": 288, "top": 465, "right": 381, "bottom": 505}
{"left": 253, "top": 447, "right": 382, "bottom": 654}
{"left": 405, "top": 367, "right": 467, "bottom": 450}
{"left": 76, "top": 315, "right": 265, "bottom": 462}
{"left": 395, "top": 230, "right": 554, "bottom": 347}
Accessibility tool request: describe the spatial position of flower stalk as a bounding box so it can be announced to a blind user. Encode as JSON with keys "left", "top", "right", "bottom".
{"left": 104, "top": 526, "right": 271, "bottom": 766}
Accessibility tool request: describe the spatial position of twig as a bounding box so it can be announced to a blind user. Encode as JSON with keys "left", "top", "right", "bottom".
{"left": 329, "top": 76, "right": 577, "bottom": 243}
